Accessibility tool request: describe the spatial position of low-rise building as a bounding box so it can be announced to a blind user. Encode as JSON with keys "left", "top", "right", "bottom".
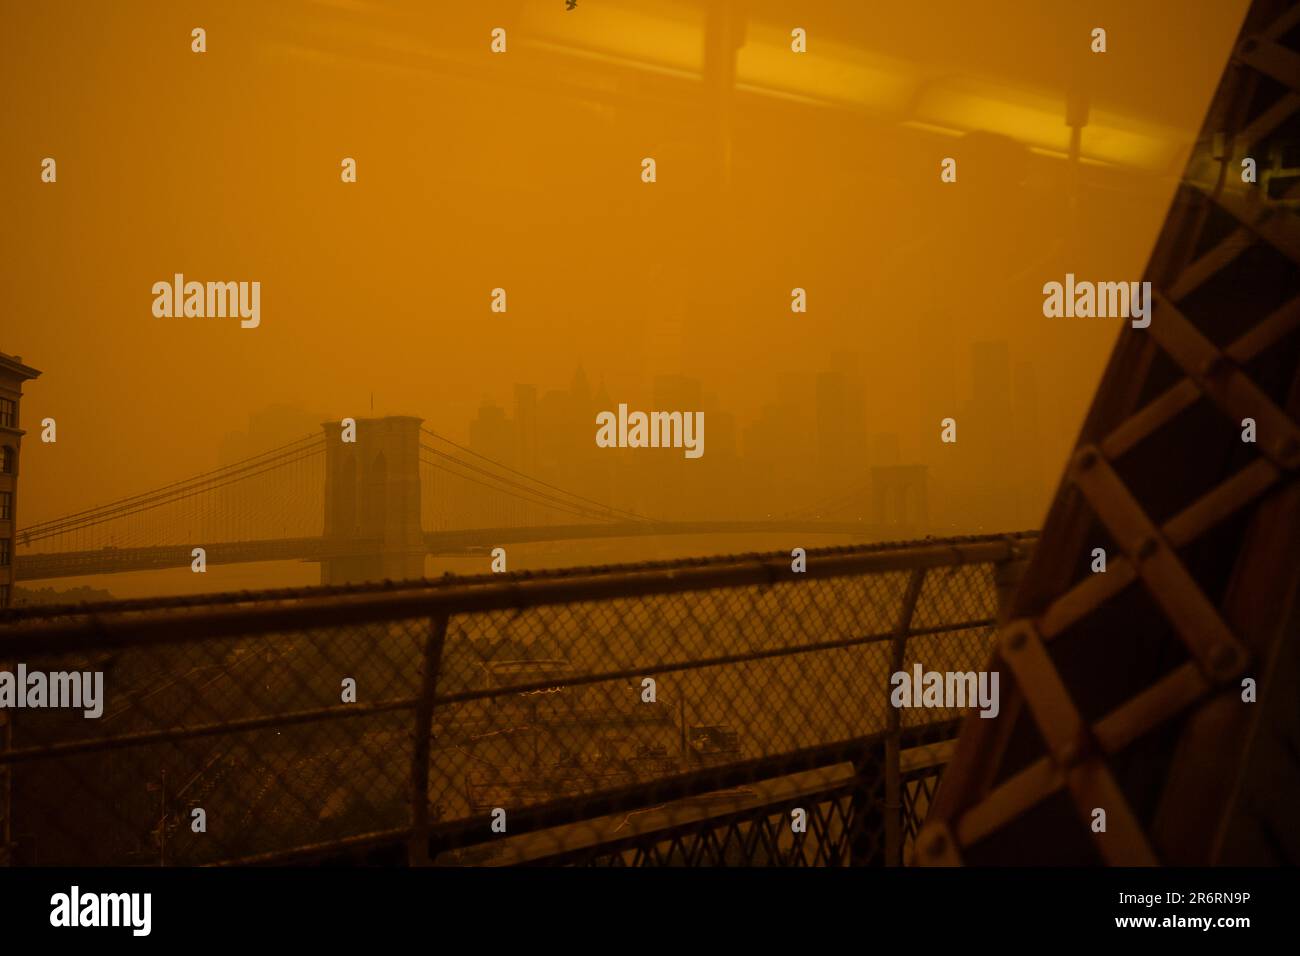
{"left": 0, "top": 351, "right": 41, "bottom": 608}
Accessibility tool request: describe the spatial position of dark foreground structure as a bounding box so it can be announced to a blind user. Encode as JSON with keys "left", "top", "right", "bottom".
{"left": 921, "top": 0, "right": 1300, "bottom": 866}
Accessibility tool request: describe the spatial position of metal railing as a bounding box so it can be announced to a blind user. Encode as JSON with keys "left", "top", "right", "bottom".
{"left": 0, "top": 531, "right": 1034, "bottom": 866}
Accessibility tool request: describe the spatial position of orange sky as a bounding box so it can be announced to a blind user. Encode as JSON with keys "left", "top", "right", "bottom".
{"left": 2, "top": 0, "right": 1250, "bottom": 594}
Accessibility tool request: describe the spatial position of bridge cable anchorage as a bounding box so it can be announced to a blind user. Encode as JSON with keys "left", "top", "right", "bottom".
{"left": 419, "top": 427, "right": 652, "bottom": 523}
{"left": 418, "top": 449, "right": 632, "bottom": 524}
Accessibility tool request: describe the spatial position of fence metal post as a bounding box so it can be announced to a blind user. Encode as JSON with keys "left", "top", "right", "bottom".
{"left": 993, "top": 539, "right": 1033, "bottom": 623}
{"left": 849, "top": 741, "right": 887, "bottom": 865}
{"left": 885, "top": 568, "right": 927, "bottom": 867}
{"left": 409, "top": 612, "right": 449, "bottom": 866}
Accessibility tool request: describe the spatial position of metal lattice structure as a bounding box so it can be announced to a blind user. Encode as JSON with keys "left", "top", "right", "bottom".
{"left": 920, "top": 0, "right": 1300, "bottom": 866}
{"left": 0, "top": 532, "right": 1031, "bottom": 866}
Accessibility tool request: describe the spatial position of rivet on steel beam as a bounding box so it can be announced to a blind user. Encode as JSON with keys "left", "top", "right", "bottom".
{"left": 1136, "top": 537, "right": 1159, "bottom": 562}
{"left": 1055, "top": 727, "right": 1094, "bottom": 769}
{"left": 1197, "top": 354, "right": 1227, "bottom": 379}
{"left": 1208, "top": 642, "right": 1246, "bottom": 682}
{"left": 1076, "top": 448, "right": 1099, "bottom": 473}
{"left": 1272, "top": 435, "right": 1299, "bottom": 466}
{"left": 1002, "top": 625, "right": 1028, "bottom": 653}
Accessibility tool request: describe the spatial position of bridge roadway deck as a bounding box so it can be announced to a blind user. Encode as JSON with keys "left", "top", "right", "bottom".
{"left": 15, "top": 521, "right": 902, "bottom": 581}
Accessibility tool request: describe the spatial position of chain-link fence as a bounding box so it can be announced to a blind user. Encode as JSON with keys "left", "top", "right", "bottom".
{"left": 0, "top": 532, "right": 1034, "bottom": 866}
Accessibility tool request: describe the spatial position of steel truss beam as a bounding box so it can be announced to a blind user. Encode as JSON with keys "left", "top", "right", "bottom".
{"left": 920, "top": 0, "right": 1300, "bottom": 866}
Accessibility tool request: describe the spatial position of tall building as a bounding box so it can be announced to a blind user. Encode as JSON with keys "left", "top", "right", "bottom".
{"left": 971, "top": 340, "right": 1013, "bottom": 420}
{"left": 960, "top": 340, "right": 1016, "bottom": 529}
{"left": 651, "top": 374, "right": 703, "bottom": 412}
{"left": 513, "top": 384, "right": 539, "bottom": 477}
{"left": 814, "top": 368, "right": 868, "bottom": 490}
{"left": 217, "top": 404, "right": 329, "bottom": 467}
{"left": 1012, "top": 359, "right": 1045, "bottom": 527}
{"left": 0, "top": 352, "right": 41, "bottom": 608}
{"left": 468, "top": 400, "right": 517, "bottom": 466}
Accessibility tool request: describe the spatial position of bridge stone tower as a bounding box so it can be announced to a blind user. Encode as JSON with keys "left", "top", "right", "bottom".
{"left": 871, "top": 464, "right": 930, "bottom": 533}
{"left": 320, "top": 416, "right": 425, "bottom": 585}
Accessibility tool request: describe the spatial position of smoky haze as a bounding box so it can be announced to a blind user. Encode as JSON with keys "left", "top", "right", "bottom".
{"left": 1, "top": 0, "right": 1249, "bottom": 596}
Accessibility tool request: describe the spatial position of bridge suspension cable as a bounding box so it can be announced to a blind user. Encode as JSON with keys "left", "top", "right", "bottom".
{"left": 779, "top": 475, "right": 872, "bottom": 520}
{"left": 18, "top": 433, "right": 326, "bottom": 546}
{"left": 16, "top": 423, "right": 654, "bottom": 568}
{"left": 418, "top": 443, "right": 637, "bottom": 524}
{"left": 419, "top": 426, "right": 651, "bottom": 523}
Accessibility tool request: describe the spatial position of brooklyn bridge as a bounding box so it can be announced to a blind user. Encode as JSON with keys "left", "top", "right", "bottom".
{"left": 13, "top": 417, "right": 926, "bottom": 585}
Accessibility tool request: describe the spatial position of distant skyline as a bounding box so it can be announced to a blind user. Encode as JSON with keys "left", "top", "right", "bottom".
{"left": 196, "top": 341, "right": 1047, "bottom": 534}
{"left": 4, "top": 0, "right": 1244, "bottom": 556}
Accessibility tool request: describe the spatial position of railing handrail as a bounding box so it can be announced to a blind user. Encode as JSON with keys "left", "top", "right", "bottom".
{"left": 2, "top": 530, "right": 1037, "bottom": 623}
{"left": 0, "top": 532, "right": 1036, "bottom": 656}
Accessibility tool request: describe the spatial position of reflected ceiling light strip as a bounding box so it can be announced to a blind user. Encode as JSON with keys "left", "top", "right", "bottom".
{"left": 737, "top": 23, "right": 918, "bottom": 111}
{"left": 270, "top": 4, "right": 1185, "bottom": 172}
{"left": 519, "top": 0, "right": 704, "bottom": 75}
{"left": 518, "top": 38, "right": 702, "bottom": 83}
{"left": 730, "top": 20, "right": 1183, "bottom": 171}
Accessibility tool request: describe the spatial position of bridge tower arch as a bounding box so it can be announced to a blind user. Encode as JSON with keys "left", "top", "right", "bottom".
{"left": 871, "top": 464, "right": 929, "bottom": 534}
{"left": 321, "top": 416, "right": 425, "bottom": 584}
